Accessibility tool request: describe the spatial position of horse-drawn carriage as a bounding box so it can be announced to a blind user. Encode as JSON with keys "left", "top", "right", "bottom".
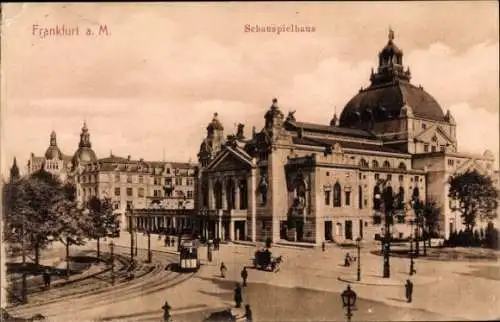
{"left": 253, "top": 248, "right": 282, "bottom": 272}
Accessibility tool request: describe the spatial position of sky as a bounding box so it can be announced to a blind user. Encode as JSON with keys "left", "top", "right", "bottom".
{"left": 1, "top": 2, "right": 499, "bottom": 177}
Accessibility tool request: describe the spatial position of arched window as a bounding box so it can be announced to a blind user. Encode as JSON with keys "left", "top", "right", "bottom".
{"left": 359, "top": 158, "right": 369, "bottom": 168}
{"left": 358, "top": 186, "right": 363, "bottom": 209}
{"left": 398, "top": 162, "right": 407, "bottom": 170}
{"left": 239, "top": 179, "right": 248, "bottom": 210}
{"left": 383, "top": 160, "right": 391, "bottom": 168}
{"left": 333, "top": 182, "right": 342, "bottom": 207}
{"left": 226, "top": 180, "right": 236, "bottom": 210}
{"left": 214, "top": 181, "right": 223, "bottom": 209}
{"left": 373, "top": 185, "right": 381, "bottom": 210}
{"left": 372, "top": 160, "right": 379, "bottom": 168}
{"left": 398, "top": 187, "right": 405, "bottom": 209}
{"left": 412, "top": 187, "right": 420, "bottom": 200}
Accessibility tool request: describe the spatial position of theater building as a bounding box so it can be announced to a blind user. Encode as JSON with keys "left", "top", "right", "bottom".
{"left": 196, "top": 30, "right": 496, "bottom": 245}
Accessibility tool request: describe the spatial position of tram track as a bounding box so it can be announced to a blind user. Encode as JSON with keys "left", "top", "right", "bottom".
{"left": 8, "top": 247, "right": 196, "bottom": 319}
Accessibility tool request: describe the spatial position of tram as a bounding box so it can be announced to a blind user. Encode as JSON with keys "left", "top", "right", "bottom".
{"left": 179, "top": 240, "right": 200, "bottom": 272}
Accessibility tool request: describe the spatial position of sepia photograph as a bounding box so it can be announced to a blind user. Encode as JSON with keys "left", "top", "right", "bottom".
{"left": 1, "top": 2, "right": 499, "bottom": 321}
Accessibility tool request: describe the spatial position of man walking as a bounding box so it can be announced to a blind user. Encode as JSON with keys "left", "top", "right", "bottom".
{"left": 234, "top": 283, "right": 243, "bottom": 308}
{"left": 162, "top": 300, "right": 172, "bottom": 322}
{"left": 405, "top": 279, "right": 414, "bottom": 303}
{"left": 241, "top": 267, "right": 248, "bottom": 287}
{"left": 322, "top": 241, "right": 326, "bottom": 252}
{"left": 244, "top": 304, "right": 253, "bottom": 322}
{"left": 42, "top": 269, "right": 51, "bottom": 289}
{"left": 220, "top": 262, "right": 227, "bottom": 278}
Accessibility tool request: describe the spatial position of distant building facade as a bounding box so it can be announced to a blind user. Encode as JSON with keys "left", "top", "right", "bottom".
{"left": 196, "top": 30, "right": 496, "bottom": 244}
{"left": 24, "top": 122, "right": 198, "bottom": 231}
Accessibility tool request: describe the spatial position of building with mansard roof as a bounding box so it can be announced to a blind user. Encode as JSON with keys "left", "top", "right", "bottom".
{"left": 79, "top": 154, "right": 198, "bottom": 231}
{"left": 196, "top": 30, "right": 496, "bottom": 245}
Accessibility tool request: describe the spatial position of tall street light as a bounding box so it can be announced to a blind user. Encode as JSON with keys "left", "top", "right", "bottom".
{"left": 408, "top": 219, "right": 415, "bottom": 276}
{"left": 128, "top": 205, "right": 135, "bottom": 263}
{"left": 356, "top": 237, "right": 361, "bottom": 282}
{"left": 341, "top": 284, "right": 357, "bottom": 322}
{"left": 411, "top": 198, "right": 421, "bottom": 257}
{"left": 376, "top": 184, "right": 394, "bottom": 279}
{"left": 147, "top": 224, "right": 152, "bottom": 263}
{"left": 109, "top": 240, "right": 115, "bottom": 285}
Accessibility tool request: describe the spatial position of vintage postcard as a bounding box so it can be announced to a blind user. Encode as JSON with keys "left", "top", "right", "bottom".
{"left": 1, "top": 2, "right": 499, "bottom": 322}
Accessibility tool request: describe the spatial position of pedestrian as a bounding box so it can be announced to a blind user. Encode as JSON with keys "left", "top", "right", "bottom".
{"left": 234, "top": 283, "right": 243, "bottom": 308}
{"left": 162, "top": 300, "right": 172, "bottom": 322}
{"left": 220, "top": 262, "right": 227, "bottom": 278}
{"left": 322, "top": 241, "right": 326, "bottom": 252}
{"left": 241, "top": 267, "right": 248, "bottom": 287}
{"left": 171, "top": 237, "right": 175, "bottom": 248}
{"left": 344, "top": 253, "right": 351, "bottom": 267}
{"left": 405, "top": 279, "right": 414, "bottom": 303}
{"left": 42, "top": 269, "right": 51, "bottom": 289}
{"left": 165, "top": 236, "right": 170, "bottom": 247}
{"left": 244, "top": 304, "right": 253, "bottom": 322}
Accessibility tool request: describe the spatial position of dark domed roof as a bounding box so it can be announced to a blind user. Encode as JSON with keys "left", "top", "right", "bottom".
{"left": 339, "top": 81, "right": 445, "bottom": 127}
{"left": 45, "top": 146, "right": 63, "bottom": 160}
{"left": 207, "top": 113, "right": 224, "bottom": 131}
{"left": 72, "top": 147, "right": 97, "bottom": 164}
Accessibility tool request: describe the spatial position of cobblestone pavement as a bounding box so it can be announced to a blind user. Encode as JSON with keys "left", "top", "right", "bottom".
{"left": 7, "top": 235, "right": 499, "bottom": 321}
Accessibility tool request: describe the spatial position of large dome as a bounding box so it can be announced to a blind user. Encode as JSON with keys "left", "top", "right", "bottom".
{"left": 45, "top": 146, "right": 63, "bottom": 160}
{"left": 339, "top": 29, "right": 445, "bottom": 128}
{"left": 339, "top": 81, "right": 445, "bottom": 127}
{"left": 72, "top": 147, "right": 97, "bottom": 164}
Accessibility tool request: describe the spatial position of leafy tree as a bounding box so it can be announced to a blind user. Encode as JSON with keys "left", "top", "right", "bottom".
{"left": 3, "top": 170, "right": 63, "bottom": 265}
{"left": 87, "top": 196, "right": 120, "bottom": 258}
{"left": 448, "top": 170, "right": 498, "bottom": 232}
{"left": 422, "top": 202, "right": 441, "bottom": 248}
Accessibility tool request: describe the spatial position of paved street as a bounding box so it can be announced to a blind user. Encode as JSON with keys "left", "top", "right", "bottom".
{"left": 7, "top": 234, "right": 500, "bottom": 321}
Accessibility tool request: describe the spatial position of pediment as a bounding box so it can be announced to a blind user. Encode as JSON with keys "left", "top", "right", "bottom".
{"left": 454, "top": 158, "right": 487, "bottom": 176}
{"left": 415, "top": 124, "right": 454, "bottom": 145}
{"left": 207, "top": 148, "right": 252, "bottom": 172}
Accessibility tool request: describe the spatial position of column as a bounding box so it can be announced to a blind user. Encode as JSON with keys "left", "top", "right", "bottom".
{"left": 248, "top": 167, "right": 257, "bottom": 242}
{"left": 217, "top": 216, "right": 222, "bottom": 239}
{"left": 173, "top": 217, "right": 177, "bottom": 229}
{"left": 235, "top": 179, "right": 241, "bottom": 210}
{"left": 208, "top": 177, "right": 215, "bottom": 209}
{"left": 222, "top": 177, "right": 228, "bottom": 210}
{"left": 229, "top": 219, "right": 235, "bottom": 241}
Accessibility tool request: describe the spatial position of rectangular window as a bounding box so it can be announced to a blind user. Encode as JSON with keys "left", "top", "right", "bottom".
{"left": 127, "top": 175, "right": 132, "bottom": 183}
{"left": 126, "top": 201, "right": 133, "bottom": 209}
{"left": 175, "top": 178, "right": 182, "bottom": 185}
{"left": 440, "top": 145, "right": 446, "bottom": 152}
{"left": 345, "top": 191, "right": 351, "bottom": 206}
{"left": 374, "top": 173, "right": 380, "bottom": 181}
{"left": 448, "top": 159, "right": 454, "bottom": 166}
{"left": 398, "top": 175, "right": 404, "bottom": 182}
{"left": 115, "top": 175, "right": 120, "bottom": 182}
{"left": 138, "top": 175, "right": 144, "bottom": 184}
{"left": 187, "top": 191, "right": 193, "bottom": 199}
{"left": 424, "top": 144, "right": 429, "bottom": 152}
{"left": 126, "top": 188, "right": 133, "bottom": 197}
{"left": 114, "top": 188, "right": 120, "bottom": 196}
{"left": 431, "top": 145, "right": 436, "bottom": 152}
{"left": 325, "top": 191, "right": 331, "bottom": 205}
{"left": 387, "top": 174, "right": 392, "bottom": 181}
{"left": 138, "top": 187, "right": 145, "bottom": 198}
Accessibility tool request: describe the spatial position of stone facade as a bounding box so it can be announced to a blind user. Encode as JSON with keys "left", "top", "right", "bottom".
{"left": 195, "top": 30, "right": 497, "bottom": 244}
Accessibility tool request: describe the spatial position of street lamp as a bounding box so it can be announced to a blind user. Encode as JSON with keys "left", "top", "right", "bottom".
{"left": 376, "top": 185, "right": 393, "bottom": 279}
{"left": 408, "top": 235, "right": 415, "bottom": 276}
{"left": 109, "top": 240, "right": 115, "bottom": 285}
{"left": 147, "top": 224, "right": 152, "bottom": 263}
{"left": 128, "top": 206, "right": 135, "bottom": 263}
{"left": 411, "top": 198, "right": 421, "bottom": 257}
{"left": 356, "top": 237, "right": 361, "bottom": 281}
{"left": 341, "top": 284, "right": 357, "bottom": 322}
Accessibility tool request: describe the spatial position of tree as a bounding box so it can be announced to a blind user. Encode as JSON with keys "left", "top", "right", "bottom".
{"left": 422, "top": 202, "right": 441, "bottom": 247}
{"left": 448, "top": 170, "right": 498, "bottom": 232}
{"left": 3, "top": 170, "right": 63, "bottom": 265}
{"left": 87, "top": 196, "right": 120, "bottom": 258}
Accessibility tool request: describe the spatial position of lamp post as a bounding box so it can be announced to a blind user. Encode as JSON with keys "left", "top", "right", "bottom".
{"left": 376, "top": 185, "right": 393, "bottom": 279}
{"left": 147, "top": 225, "right": 152, "bottom": 263}
{"left": 422, "top": 216, "right": 427, "bottom": 256}
{"left": 356, "top": 237, "right": 361, "bottom": 281}
{"left": 409, "top": 236, "right": 415, "bottom": 276}
{"left": 128, "top": 207, "right": 135, "bottom": 263}
{"left": 341, "top": 285, "right": 357, "bottom": 322}
{"left": 109, "top": 240, "right": 115, "bottom": 285}
{"left": 412, "top": 199, "right": 420, "bottom": 257}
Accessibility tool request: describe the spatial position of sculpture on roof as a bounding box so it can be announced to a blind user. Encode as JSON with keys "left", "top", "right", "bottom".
{"left": 286, "top": 110, "right": 296, "bottom": 123}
